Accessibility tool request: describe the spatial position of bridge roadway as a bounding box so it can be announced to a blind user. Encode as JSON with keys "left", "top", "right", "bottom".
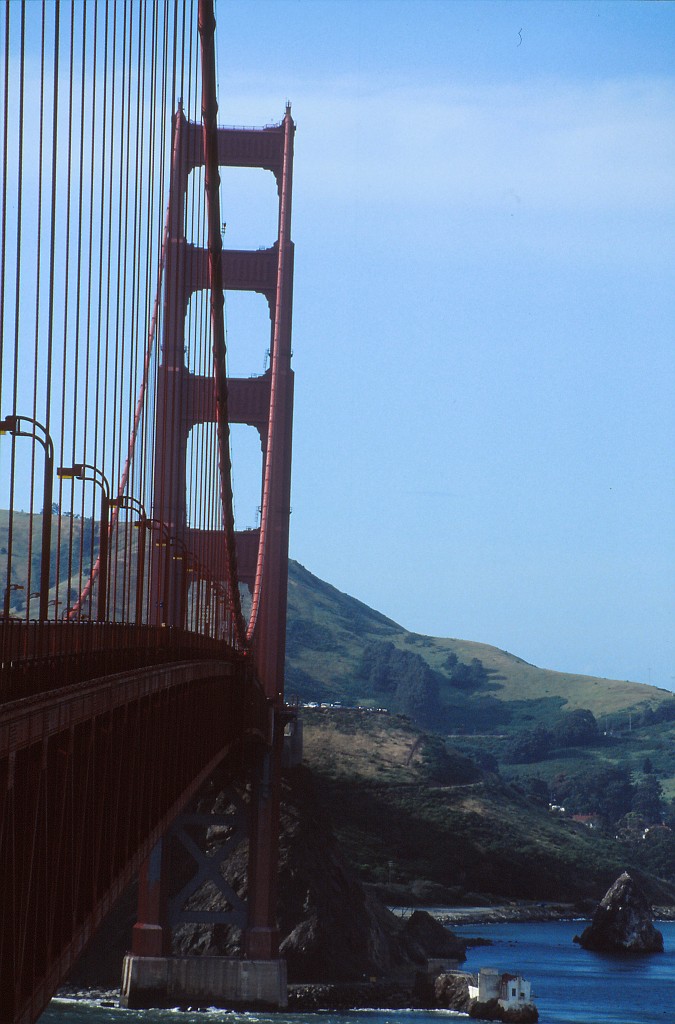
{"left": 0, "top": 638, "right": 267, "bottom": 1024}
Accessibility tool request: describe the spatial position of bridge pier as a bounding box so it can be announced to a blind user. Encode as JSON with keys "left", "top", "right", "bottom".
{"left": 120, "top": 954, "right": 287, "bottom": 1010}
{"left": 124, "top": 740, "right": 290, "bottom": 1009}
{"left": 131, "top": 842, "right": 169, "bottom": 957}
{"left": 244, "top": 726, "right": 283, "bottom": 960}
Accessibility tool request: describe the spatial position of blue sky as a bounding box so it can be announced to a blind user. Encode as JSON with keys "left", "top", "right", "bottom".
{"left": 2, "top": 2, "right": 670, "bottom": 690}
{"left": 215, "top": 1, "right": 675, "bottom": 689}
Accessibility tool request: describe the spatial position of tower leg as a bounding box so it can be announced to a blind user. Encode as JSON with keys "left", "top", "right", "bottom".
{"left": 244, "top": 724, "right": 283, "bottom": 959}
{"left": 131, "top": 840, "right": 168, "bottom": 956}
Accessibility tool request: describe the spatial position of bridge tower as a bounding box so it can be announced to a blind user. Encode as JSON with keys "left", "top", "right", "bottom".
{"left": 128, "top": 1, "right": 295, "bottom": 994}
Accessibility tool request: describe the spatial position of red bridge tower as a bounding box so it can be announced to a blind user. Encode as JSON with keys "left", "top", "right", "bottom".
{"left": 127, "top": 2, "right": 295, "bottom": 996}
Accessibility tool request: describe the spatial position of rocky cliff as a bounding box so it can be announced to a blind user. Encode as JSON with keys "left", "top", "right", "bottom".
{"left": 174, "top": 765, "right": 466, "bottom": 981}
{"left": 69, "top": 763, "right": 465, "bottom": 988}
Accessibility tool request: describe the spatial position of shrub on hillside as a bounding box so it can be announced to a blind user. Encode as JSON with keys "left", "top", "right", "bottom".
{"left": 631, "top": 775, "right": 664, "bottom": 824}
{"left": 552, "top": 764, "right": 634, "bottom": 825}
{"left": 421, "top": 737, "right": 482, "bottom": 786}
{"left": 286, "top": 617, "right": 336, "bottom": 656}
{"left": 551, "top": 708, "right": 599, "bottom": 748}
{"left": 505, "top": 725, "right": 554, "bottom": 764}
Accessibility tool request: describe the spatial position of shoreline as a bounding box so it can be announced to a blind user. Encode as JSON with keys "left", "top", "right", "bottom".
{"left": 54, "top": 907, "right": 675, "bottom": 1012}
{"left": 389, "top": 901, "right": 577, "bottom": 926}
{"left": 390, "top": 900, "right": 675, "bottom": 926}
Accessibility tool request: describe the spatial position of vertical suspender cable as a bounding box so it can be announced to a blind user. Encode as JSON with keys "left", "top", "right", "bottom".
{"left": 0, "top": 6, "right": 11, "bottom": 630}
{"left": 58, "top": 0, "right": 90, "bottom": 623}
{"left": 54, "top": 2, "right": 77, "bottom": 627}
{"left": 12, "top": 7, "right": 26, "bottom": 620}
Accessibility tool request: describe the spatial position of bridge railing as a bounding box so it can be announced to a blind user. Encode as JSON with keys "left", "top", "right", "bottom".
{"left": 0, "top": 620, "right": 242, "bottom": 703}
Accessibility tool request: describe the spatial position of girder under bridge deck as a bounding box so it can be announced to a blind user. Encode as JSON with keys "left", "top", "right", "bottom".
{"left": 0, "top": 656, "right": 268, "bottom": 1024}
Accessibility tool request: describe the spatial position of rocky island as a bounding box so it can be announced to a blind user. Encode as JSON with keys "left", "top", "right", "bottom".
{"left": 574, "top": 872, "right": 664, "bottom": 953}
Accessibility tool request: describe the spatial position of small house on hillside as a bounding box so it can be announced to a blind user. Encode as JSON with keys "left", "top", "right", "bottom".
{"left": 571, "top": 813, "right": 602, "bottom": 829}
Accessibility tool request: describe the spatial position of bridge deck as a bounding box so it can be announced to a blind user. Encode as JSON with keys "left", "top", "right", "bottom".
{"left": 0, "top": 658, "right": 265, "bottom": 1024}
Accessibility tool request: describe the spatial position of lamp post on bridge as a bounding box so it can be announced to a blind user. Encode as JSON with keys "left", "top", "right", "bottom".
{"left": 0, "top": 414, "right": 54, "bottom": 621}
{"left": 168, "top": 535, "right": 190, "bottom": 629}
{"left": 143, "top": 518, "right": 172, "bottom": 626}
{"left": 109, "top": 495, "right": 148, "bottom": 626}
{"left": 212, "top": 579, "right": 226, "bottom": 642}
{"left": 190, "top": 559, "right": 215, "bottom": 637}
{"left": 57, "top": 462, "right": 111, "bottom": 623}
{"left": 2, "top": 582, "right": 24, "bottom": 620}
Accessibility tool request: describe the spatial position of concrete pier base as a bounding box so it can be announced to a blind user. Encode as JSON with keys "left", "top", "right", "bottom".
{"left": 120, "top": 955, "right": 288, "bottom": 1009}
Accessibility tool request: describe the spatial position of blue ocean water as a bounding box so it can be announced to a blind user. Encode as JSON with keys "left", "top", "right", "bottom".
{"left": 455, "top": 919, "right": 675, "bottom": 1023}
{"left": 38, "top": 921, "right": 675, "bottom": 1024}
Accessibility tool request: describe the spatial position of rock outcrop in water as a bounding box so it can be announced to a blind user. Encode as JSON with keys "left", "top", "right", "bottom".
{"left": 399, "top": 909, "right": 466, "bottom": 964}
{"left": 573, "top": 872, "right": 664, "bottom": 953}
{"left": 468, "top": 998, "right": 538, "bottom": 1022}
{"left": 434, "top": 972, "right": 471, "bottom": 1012}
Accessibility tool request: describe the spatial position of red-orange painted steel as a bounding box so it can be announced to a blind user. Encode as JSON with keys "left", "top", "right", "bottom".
{"left": 0, "top": 620, "right": 236, "bottom": 702}
{"left": 0, "top": 658, "right": 265, "bottom": 1024}
{"left": 0, "top": 0, "right": 296, "bottom": 1015}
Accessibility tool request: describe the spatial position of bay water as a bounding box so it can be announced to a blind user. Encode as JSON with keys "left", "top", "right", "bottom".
{"left": 38, "top": 920, "right": 675, "bottom": 1024}
{"left": 456, "top": 919, "right": 675, "bottom": 1022}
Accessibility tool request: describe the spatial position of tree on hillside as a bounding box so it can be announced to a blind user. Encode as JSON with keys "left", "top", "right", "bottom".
{"left": 358, "top": 641, "right": 443, "bottom": 728}
{"left": 637, "top": 826, "right": 675, "bottom": 885}
{"left": 522, "top": 776, "right": 550, "bottom": 807}
{"left": 631, "top": 775, "right": 664, "bottom": 825}
{"left": 359, "top": 641, "right": 398, "bottom": 693}
{"left": 636, "top": 701, "right": 675, "bottom": 727}
{"left": 421, "top": 737, "right": 482, "bottom": 786}
{"left": 552, "top": 708, "right": 598, "bottom": 748}
{"left": 506, "top": 725, "right": 553, "bottom": 764}
{"left": 615, "top": 811, "right": 648, "bottom": 842}
{"left": 446, "top": 657, "right": 490, "bottom": 690}
{"left": 395, "top": 669, "right": 440, "bottom": 727}
{"left": 552, "top": 764, "right": 634, "bottom": 825}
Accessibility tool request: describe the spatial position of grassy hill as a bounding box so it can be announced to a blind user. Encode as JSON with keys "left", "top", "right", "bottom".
{"left": 286, "top": 560, "right": 673, "bottom": 730}
{"left": 286, "top": 564, "right": 675, "bottom": 903}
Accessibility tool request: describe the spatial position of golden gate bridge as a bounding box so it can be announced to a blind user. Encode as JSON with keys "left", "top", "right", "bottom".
{"left": 0, "top": 1, "right": 295, "bottom": 1019}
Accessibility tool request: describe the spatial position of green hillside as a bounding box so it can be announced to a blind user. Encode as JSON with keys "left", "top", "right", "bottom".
{"left": 300, "top": 707, "right": 675, "bottom": 906}
{"left": 285, "top": 563, "right": 675, "bottom": 903}
{"left": 286, "top": 560, "right": 672, "bottom": 730}
{"left": 3, "top": 508, "right": 671, "bottom": 730}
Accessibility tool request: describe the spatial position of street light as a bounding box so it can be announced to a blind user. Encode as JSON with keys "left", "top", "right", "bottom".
{"left": 0, "top": 414, "right": 54, "bottom": 621}
{"left": 168, "top": 536, "right": 190, "bottom": 629}
{"left": 190, "top": 559, "right": 217, "bottom": 636}
{"left": 210, "top": 578, "right": 226, "bottom": 642}
{"left": 109, "top": 495, "right": 148, "bottom": 626}
{"left": 57, "top": 462, "right": 111, "bottom": 622}
{"left": 142, "top": 518, "right": 171, "bottom": 625}
{"left": 2, "top": 583, "right": 24, "bottom": 621}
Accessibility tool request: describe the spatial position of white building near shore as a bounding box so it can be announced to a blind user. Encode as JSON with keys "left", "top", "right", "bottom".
{"left": 468, "top": 967, "right": 533, "bottom": 1009}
